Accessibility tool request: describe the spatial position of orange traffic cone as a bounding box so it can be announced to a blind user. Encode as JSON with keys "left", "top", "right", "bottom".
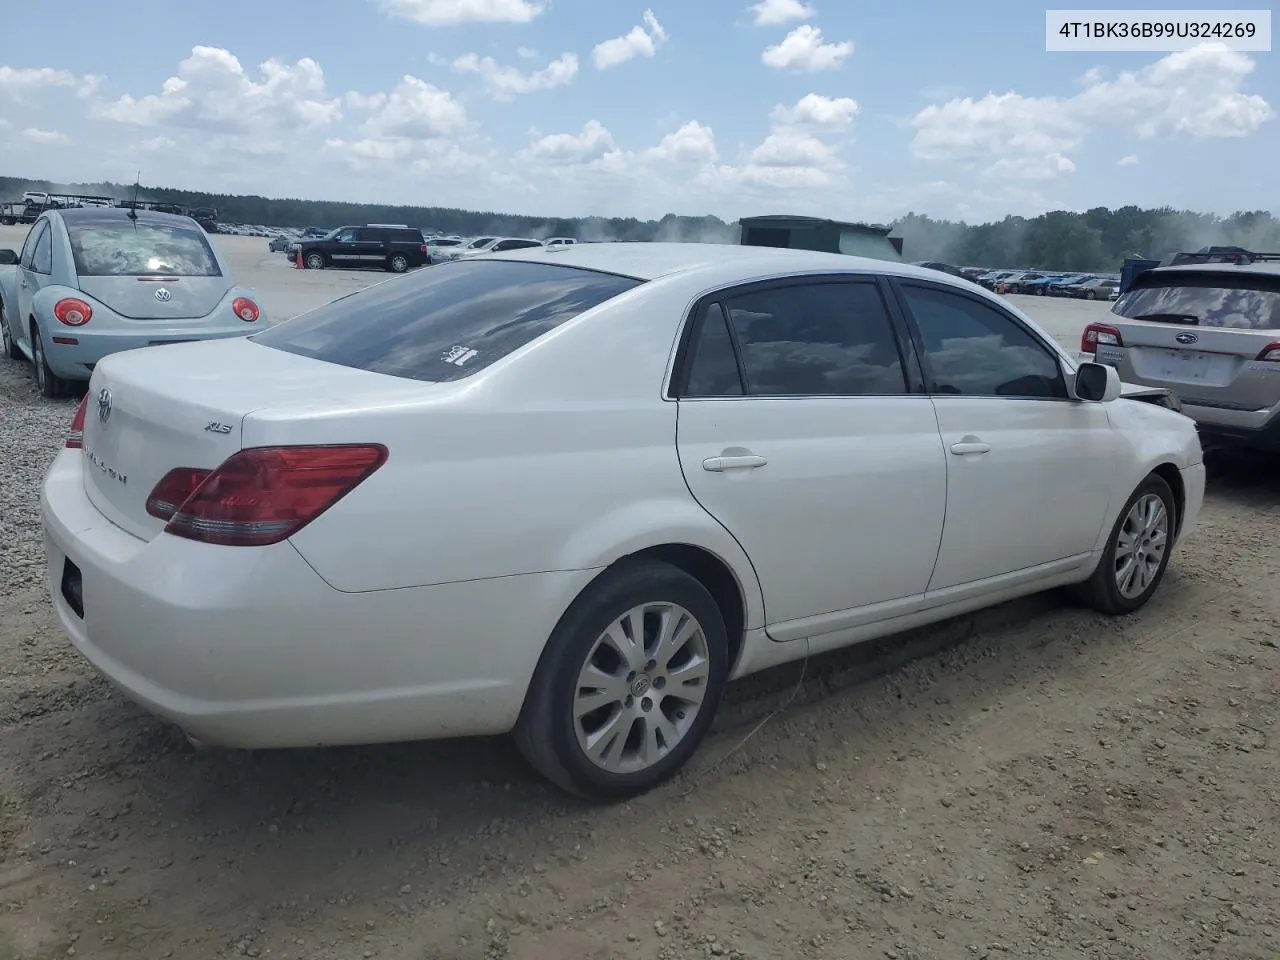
{"left": 294, "top": 248, "right": 304, "bottom": 269}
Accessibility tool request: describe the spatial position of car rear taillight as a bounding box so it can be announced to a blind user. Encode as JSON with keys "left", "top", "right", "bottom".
{"left": 1081, "top": 322, "right": 1123, "bottom": 354}
{"left": 420, "top": 243, "right": 428, "bottom": 254}
{"left": 53, "top": 298, "right": 93, "bottom": 326}
{"left": 66, "top": 394, "right": 89, "bottom": 448}
{"left": 158, "top": 444, "right": 388, "bottom": 546}
{"left": 232, "top": 297, "right": 261, "bottom": 322}
{"left": 146, "top": 467, "right": 213, "bottom": 520}
{"left": 1255, "top": 341, "right": 1280, "bottom": 362}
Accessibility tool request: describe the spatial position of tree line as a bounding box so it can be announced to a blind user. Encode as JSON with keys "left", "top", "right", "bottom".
{"left": 3, "top": 175, "right": 1275, "bottom": 270}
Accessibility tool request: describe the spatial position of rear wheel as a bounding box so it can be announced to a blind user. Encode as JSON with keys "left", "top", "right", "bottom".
{"left": 1086, "top": 290, "right": 1097, "bottom": 300}
{"left": 387, "top": 253, "right": 410, "bottom": 273}
{"left": 515, "top": 559, "right": 729, "bottom": 800}
{"left": 31, "top": 324, "right": 71, "bottom": 399}
{"left": 1069, "top": 474, "right": 1176, "bottom": 615}
{"left": 304, "top": 251, "right": 326, "bottom": 270}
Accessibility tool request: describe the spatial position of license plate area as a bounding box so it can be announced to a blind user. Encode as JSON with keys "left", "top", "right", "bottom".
{"left": 61, "top": 557, "right": 84, "bottom": 619}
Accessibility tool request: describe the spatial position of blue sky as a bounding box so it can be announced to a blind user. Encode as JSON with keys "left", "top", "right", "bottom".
{"left": 2, "top": 0, "right": 1276, "bottom": 223}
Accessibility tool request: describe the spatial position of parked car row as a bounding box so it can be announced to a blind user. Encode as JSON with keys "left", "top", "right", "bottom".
{"left": 911, "top": 262, "right": 1120, "bottom": 300}
{"left": 270, "top": 225, "right": 582, "bottom": 272}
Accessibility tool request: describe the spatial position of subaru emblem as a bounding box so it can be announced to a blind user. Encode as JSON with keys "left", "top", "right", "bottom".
{"left": 96, "top": 387, "right": 112, "bottom": 423}
{"left": 154, "top": 287, "right": 172, "bottom": 303}
{"left": 1175, "top": 332, "right": 1198, "bottom": 344}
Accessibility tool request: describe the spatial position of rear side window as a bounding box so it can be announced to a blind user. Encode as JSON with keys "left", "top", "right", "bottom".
{"left": 67, "top": 218, "right": 222, "bottom": 277}
{"left": 710, "top": 281, "right": 907, "bottom": 397}
{"left": 253, "top": 259, "right": 642, "bottom": 383}
{"left": 683, "top": 304, "right": 744, "bottom": 396}
{"left": 1114, "top": 272, "right": 1280, "bottom": 330}
{"left": 32, "top": 222, "right": 53, "bottom": 274}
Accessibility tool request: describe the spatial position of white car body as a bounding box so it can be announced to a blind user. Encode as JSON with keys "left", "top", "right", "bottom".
{"left": 41, "top": 243, "right": 1205, "bottom": 793}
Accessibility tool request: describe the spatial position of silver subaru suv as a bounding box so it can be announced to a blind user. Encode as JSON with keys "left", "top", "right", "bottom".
{"left": 1081, "top": 249, "right": 1280, "bottom": 452}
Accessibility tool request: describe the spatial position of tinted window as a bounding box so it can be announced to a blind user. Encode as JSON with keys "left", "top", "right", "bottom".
{"left": 1113, "top": 272, "right": 1280, "bottom": 330}
{"left": 67, "top": 218, "right": 222, "bottom": 277}
{"left": 682, "top": 304, "right": 744, "bottom": 397}
{"left": 253, "top": 259, "right": 642, "bottom": 383}
{"left": 720, "top": 282, "right": 906, "bottom": 396}
{"left": 901, "top": 285, "right": 1066, "bottom": 399}
{"left": 32, "top": 224, "right": 52, "bottom": 274}
{"left": 354, "top": 228, "right": 382, "bottom": 242}
{"left": 390, "top": 229, "right": 422, "bottom": 242}
{"left": 335, "top": 228, "right": 358, "bottom": 242}
{"left": 19, "top": 221, "right": 46, "bottom": 269}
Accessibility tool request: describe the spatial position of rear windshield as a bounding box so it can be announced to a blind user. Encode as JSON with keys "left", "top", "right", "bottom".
{"left": 1113, "top": 271, "right": 1280, "bottom": 330}
{"left": 68, "top": 217, "right": 222, "bottom": 277}
{"left": 252, "top": 259, "right": 643, "bottom": 382}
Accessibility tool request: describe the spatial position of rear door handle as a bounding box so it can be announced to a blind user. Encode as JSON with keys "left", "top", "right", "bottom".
{"left": 703, "top": 455, "right": 768, "bottom": 472}
{"left": 949, "top": 441, "right": 991, "bottom": 456}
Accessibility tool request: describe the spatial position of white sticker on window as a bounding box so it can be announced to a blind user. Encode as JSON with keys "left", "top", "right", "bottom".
{"left": 442, "top": 345, "right": 479, "bottom": 366}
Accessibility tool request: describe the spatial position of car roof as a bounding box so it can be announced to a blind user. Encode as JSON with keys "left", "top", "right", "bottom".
{"left": 1145, "top": 262, "right": 1280, "bottom": 279}
{"left": 55, "top": 206, "right": 196, "bottom": 227}
{"left": 478, "top": 241, "right": 966, "bottom": 285}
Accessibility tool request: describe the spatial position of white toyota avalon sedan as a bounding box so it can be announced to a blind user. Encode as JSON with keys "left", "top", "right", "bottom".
{"left": 42, "top": 243, "right": 1205, "bottom": 799}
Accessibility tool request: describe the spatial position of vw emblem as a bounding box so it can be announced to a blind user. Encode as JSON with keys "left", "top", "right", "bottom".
{"left": 154, "top": 287, "right": 172, "bottom": 303}
{"left": 96, "top": 387, "right": 112, "bottom": 424}
{"left": 1175, "top": 332, "right": 1199, "bottom": 344}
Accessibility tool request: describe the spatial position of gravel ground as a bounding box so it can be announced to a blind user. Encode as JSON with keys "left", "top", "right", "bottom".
{"left": 1, "top": 233, "right": 1278, "bottom": 960}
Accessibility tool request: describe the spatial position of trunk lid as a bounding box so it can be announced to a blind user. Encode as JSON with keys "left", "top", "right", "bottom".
{"left": 77, "top": 275, "right": 234, "bottom": 320}
{"left": 80, "top": 337, "right": 440, "bottom": 541}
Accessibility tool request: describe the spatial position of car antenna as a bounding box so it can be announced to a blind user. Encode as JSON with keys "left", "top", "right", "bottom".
{"left": 127, "top": 172, "right": 140, "bottom": 221}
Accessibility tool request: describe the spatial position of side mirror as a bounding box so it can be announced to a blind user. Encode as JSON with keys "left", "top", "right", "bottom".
{"left": 1075, "top": 361, "right": 1122, "bottom": 403}
{"left": 0, "top": 249, "right": 17, "bottom": 265}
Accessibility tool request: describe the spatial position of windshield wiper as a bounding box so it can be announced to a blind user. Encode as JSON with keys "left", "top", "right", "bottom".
{"left": 1131, "top": 312, "right": 1201, "bottom": 325}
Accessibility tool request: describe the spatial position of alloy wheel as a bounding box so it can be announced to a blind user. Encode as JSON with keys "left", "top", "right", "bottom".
{"left": 573, "top": 602, "right": 711, "bottom": 774}
{"left": 1114, "top": 493, "right": 1168, "bottom": 599}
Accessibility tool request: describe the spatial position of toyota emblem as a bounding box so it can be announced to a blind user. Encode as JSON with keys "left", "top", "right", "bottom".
{"left": 96, "top": 387, "right": 112, "bottom": 424}
{"left": 1174, "top": 332, "right": 1199, "bottom": 344}
{"left": 154, "top": 287, "right": 172, "bottom": 303}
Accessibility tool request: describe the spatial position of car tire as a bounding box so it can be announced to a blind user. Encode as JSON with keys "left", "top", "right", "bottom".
{"left": 31, "top": 324, "right": 70, "bottom": 399}
{"left": 304, "top": 252, "right": 326, "bottom": 270}
{"left": 514, "top": 559, "right": 730, "bottom": 801}
{"left": 1, "top": 302, "right": 21, "bottom": 360}
{"left": 1086, "top": 291, "right": 1097, "bottom": 300}
{"left": 387, "top": 254, "right": 410, "bottom": 273}
{"left": 1068, "top": 474, "right": 1177, "bottom": 616}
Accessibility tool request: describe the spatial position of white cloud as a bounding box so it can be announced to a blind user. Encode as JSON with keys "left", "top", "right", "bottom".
{"left": 523, "top": 119, "right": 618, "bottom": 162}
{"left": 644, "top": 121, "right": 718, "bottom": 163}
{"left": 0, "top": 66, "right": 76, "bottom": 96}
{"left": 1117, "top": 154, "right": 1139, "bottom": 166}
{"left": 345, "top": 91, "right": 388, "bottom": 110}
{"left": 374, "top": 0, "right": 545, "bottom": 26}
{"left": 761, "top": 25, "right": 853, "bottom": 72}
{"left": 360, "top": 75, "right": 469, "bottom": 138}
{"left": 749, "top": 0, "right": 815, "bottom": 26}
{"left": 76, "top": 74, "right": 105, "bottom": 99}
{"left": 911, "top": 43, "right": 1273, "bottom": 181}
{"left": 22, "top": 127, "right": 68, "bottom": 144}
{"left": 748, "top": 129, "right": 841, "bottom": 168}
{"left": 770, "top": 93, "right": 859, "bottom": 127}
{"left": 451, "top": 51, "right": 578, "bottom": 99}
{"left": 593, "top": 10, "right": 668, "bottom": 70}
{"left": 95, "top": 45, "right": 341, "bottom": 134}
{"left": 517, "top": 46, "right": 539, "bottom": 59}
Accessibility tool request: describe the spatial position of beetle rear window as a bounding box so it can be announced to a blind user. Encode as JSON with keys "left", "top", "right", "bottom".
{"left": 67, "top": 217, "right": 222, "bottom": 277}
{"left": 252, "top": 259, "right": 643, "bottom": 382}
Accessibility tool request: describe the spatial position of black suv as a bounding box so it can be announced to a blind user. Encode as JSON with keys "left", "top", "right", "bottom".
{"left": 297, "top": 224, "right": 428, "bottom": 273}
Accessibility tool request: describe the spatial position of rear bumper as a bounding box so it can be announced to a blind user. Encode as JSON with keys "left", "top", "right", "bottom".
{"left": 41, "top": 449, "right": 596, "bottom": 748}
{"left": 42, "top": 325, "right": 258, "bottom": 380}
{"left": 1184, "top": 403, "right": 1280, "bottom": 452}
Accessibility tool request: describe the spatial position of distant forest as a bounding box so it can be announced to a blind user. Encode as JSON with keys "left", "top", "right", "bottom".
{"left": 4, "top": 174, "right": 1277, "bottom": 272}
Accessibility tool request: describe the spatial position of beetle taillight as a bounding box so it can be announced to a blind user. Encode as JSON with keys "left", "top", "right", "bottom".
{"left": 232, "top": 297, "right": 261, "bottom": 323}
{"left": 1256, "top": 341, "right": 1280, "bottom": 362}
{"left": 53, "top": 298, "right": 93, "bottom": 326}
{"left": 1081, "top": 322, "right": 1123, "bottom": 354}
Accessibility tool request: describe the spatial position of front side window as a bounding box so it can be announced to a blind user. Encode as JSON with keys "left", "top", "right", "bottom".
{"left": 253, "top": 259, "right": 642, "bottom": 383}
{"left": 692, "top": 280, "right": 907, "bottom": 397}
{"left": 899, "top": 284, "right": 1067, "bottom": 399}
{"left": 66, "top": 217, "right": 222, "bottom": 277}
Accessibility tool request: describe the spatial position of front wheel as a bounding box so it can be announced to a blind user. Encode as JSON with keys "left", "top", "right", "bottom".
{"left": 515, "top": 560, "right": 729, "bottom": 800}
{"left": 1069, "top": 474, "right": 1176, "bottom": 615}
{"left": 387, "top": 254, "right": 409, "bottom": 273}
{"left": 1086, "top": 291, "right": 1097, "bottom": 300}
{"left": 304, "top": 252, "right": 326, "bottom": 270}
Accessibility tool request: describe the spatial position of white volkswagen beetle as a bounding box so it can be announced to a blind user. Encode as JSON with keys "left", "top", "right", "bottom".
{"left": 41, "top": 243, "right": 1204, "bottom": 799}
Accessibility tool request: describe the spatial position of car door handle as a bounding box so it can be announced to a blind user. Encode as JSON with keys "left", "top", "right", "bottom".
{"left": 949, "top": 441, "right": 991, "bottom": 456}
{"left": 703, "top": 455, "right": 768, "bottom": 472}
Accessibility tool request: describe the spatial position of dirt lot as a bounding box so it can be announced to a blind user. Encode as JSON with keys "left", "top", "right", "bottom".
{"left": 1, "top": 231, "right": 1278, "bottom": 960}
